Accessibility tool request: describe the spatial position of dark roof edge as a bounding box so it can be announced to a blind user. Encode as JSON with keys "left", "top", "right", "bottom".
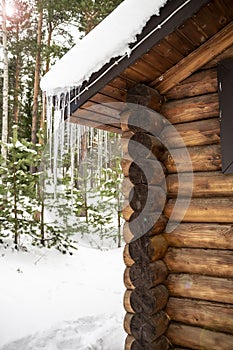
{"left": 69, "top": 0, "right": 211, "bottom": 116}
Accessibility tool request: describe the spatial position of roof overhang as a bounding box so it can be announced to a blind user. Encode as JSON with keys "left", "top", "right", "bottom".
{"left": 68, "top": 0, "right": 211, "bottom": 113}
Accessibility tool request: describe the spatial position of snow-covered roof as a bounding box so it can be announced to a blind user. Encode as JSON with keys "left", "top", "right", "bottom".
{"left": 40, "top": 0, "right": 168, "bottom": 95}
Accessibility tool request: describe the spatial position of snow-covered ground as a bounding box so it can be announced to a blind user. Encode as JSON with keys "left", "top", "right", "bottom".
{"left": 0, "top": 243, "right": 125, "bottom": 349}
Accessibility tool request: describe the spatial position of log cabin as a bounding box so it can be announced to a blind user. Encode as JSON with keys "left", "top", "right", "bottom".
{"left": 41, "top": 0, "right": 233, "bottom": 349}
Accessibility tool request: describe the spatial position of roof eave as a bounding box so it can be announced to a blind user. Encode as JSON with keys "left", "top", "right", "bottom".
{"left": 69, "top": 0, "right": 211, "bottom": 117}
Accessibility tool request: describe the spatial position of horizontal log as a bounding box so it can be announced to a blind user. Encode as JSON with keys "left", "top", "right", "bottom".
{"left": 166, "top": 322, "right": 233, "bottom": 350}
{"left": 128, "top": 234, "right": 168, "bottom": 263}
{"left": 123, "top": 244, "right": 135, "bottom": 267}
{"left": 163, "top": 223, "right": 233, "bottom": 250}
{"left": 122, "top": 200, "right": 134, "bottom": 221}
{"left": 165, "top": 197, "right": 233, "bottom": 223}
{"left": 122, "top": 177, "right": 166, "bottom": 200}
{"left": 164, "top": 247, "right": 233, "bottom": 278}
{"left": 125, "top": 335, "right": 135, "bottom": 350}
{"left": 129, "top": 184, "right": 166, "bottom": 213}
{"left": 121, "top": 131, "right": 134, "bottom": 155}
{"left": 124, "top": 311, "right": 169, "bottom": 343}
{"left": 127, "top": 260, "right": 168, "bottom": 289}
{"left": 160, "top": 117, "right": 220, "bottom": 148}
{"left": 166, "top": 273, "right": 233, "bottom": 304}
{"left": 167, "top": 297, "right": 233, "bottom": 334}
{"left": 123, "top": 214, "right": 168, "bottom": 243}
{"left": 124, "top": 267, "right": 135, "bottom": 290}
{"left": 160, "top": 93, "right": 219, "bottom": 124}
{"left": 124, "top": 285, "right": 169, "bottom": 315}
{"left": 165, "top": 68, "right": 217, "bottom": 100}
{"left": 125, "top": 335, "right": 170, "bottom": 350}
{"left": 120, "top": 107, "right": 164, "bottom": 135}
{"left": 121, "top": 157, "right": 133, "bottom": 177}
{"left": 124, "top": 289, "right": 135, "bottom": 314}
{"left": 166, "top": 171, "right": 233, "bottom": 198}
{"left": 121, "top": 158, "right": 166, "bottom": 185}
{"left": 153, "top": 21, "right": 233, "bottom": 94}
{"left": 126, "top": 84, "right": 163, "bottom": 112}
{"left": 163, "top": 144, "right": 222, "bottom": 173}
{"left": 126, "top": 132, "right": 165, "bottom": 160}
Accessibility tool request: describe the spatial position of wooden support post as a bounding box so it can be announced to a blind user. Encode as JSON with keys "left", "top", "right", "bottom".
{"left": 120, "top": 86, "right": 170, "bottom": 349}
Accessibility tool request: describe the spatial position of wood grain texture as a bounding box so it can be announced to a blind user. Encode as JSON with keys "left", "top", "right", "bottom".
{"left": 163, "top": 144, "right": 222, "bottom": 173}
{"left": 124, "top": 285, "right": 169, "bottom": 315}
{"left": 160, "top": 117, "right": 220, "bottom": 148}
{"left": 127, "top": 234, "right": 168, "bottom": 263}
{"left": 121, "top": 159, "right": 166, "bottom": 185}
{"left": 126, "top": 84, "right": 163, "bottom": 112}
{"left": 160, "top": 93, "right": 219, "bottom": 124}
{"left": 164, "top": 68, "right": 217, "bottom": 100}
{"left": 165, "top": 197, "right": 233, "bottom": 223}
{"left": 166, "top": 171, "right": 233, "bottom": 197}
{"left": 129, "top": 260, "right": 168, "bottom": 289}
{"left": 125, "top": 334, "right": 170, "bottom": 350}
{"left": 152, "top": 21, "right": 233, "bottom": 94}
{"left": 166, "top": 274, "right": 233, "bottom": 303}
{"left": 124, "top": 311, "right": 169, "bottom": 343}
{"left": 167, "top": 297, "right": 233, "bottom": 334}
{"left": 164, "top": 247, "right": 233, "bottom": 278}
{"left": 166, "top": 322, "right": 233, "bottom": 350}
{"left": 163, "top": 223, "right": 233, "bottom": 249}
{"left": 123, "top": 214, "right": 168, "bottom": 243}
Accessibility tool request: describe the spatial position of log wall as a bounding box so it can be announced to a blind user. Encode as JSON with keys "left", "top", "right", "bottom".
{"left": 120, "top": 88, "right": 171, "bottom": 349}
{"left": 163, "top": 46, "right": 233, "bottom": 349}
{"left": 121, "top": 46, "right": 233, "bottom": 349}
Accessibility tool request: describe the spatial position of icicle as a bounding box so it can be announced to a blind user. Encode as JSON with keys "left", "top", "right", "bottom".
{"left": 76, "top": 124, "right": 80, "bottom": 166}
{"left": 104, "top": 130, "right": 108, "bottom": 169}
{"left": 70, "top": 123, "right": 75, "bottom": 202}
{"left": 97, "top": 129, "right": 101, "bottom": 181}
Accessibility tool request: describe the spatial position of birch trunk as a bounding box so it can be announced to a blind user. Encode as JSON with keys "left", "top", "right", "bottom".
{"left": 1, "top": 0, "right": 8, "bottom": 162}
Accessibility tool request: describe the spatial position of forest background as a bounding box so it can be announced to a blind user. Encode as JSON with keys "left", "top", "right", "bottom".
{"left": 0, "top": 0, "right": 124, "bottom": 253}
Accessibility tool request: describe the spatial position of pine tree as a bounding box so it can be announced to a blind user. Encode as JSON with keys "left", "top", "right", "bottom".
{"left": 77, "top": 0, "right": 123, "bottom": 34}
{"left": 0, "top": 125, "right": 41, "bottom": 248}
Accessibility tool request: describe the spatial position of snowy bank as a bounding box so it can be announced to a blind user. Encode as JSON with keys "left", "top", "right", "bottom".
{"left": 0, "top": 315, "right": 124, "bottom": 350}
{"left": 0, "top": 245, "right": 125, "bottom": 348}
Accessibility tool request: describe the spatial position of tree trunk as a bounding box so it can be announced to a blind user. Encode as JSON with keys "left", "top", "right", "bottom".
{"left": 31, "top": 7, "right": 43, "bottom": 145}
{"left": 39, "top": 22, "right": 53, "bottom": 143}
{"left": 13, "top": 23, "right": 20, "bottom": 124}
{"left": 1, "top": 0, "right": 9, "bottom": 162}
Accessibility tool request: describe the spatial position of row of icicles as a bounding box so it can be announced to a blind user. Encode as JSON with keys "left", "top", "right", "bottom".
{"left": 43, "top": 93, "right": 122, "bottom": 196}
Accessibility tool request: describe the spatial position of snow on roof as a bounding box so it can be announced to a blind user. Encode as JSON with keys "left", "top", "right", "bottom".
{"left": 40, "top": 0, "right": 168, "bottom": 95}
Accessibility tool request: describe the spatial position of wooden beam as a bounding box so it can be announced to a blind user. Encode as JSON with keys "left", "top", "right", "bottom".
{"left": 160, "top": 93, "right": 219, "bottom": 124}
{"left": 164, "top": 248, "right": 233, "bottom": 278}
{"left": 165, "top": 197, "right": 233, "bottom": 223}
{"left": 151, "top": 21, "right": 233, "bottom": 94}
{"left": 165, "top": 68, "right": 217, "bottom": 100}
{"left": 126, "top": 84, "right": 163, "bottom": 111}
{"left": 167, "top": 322, "right": 233, "bottom": 350}
{"left": 166, "top": 171, "right": 233, "bottom": 197}
{"left": 124, "top": 285, "right": 169, "bottom": 315}
{"left": 125, "top": 334, "right": 170, "bottom": 350}
{"left": 163, "top": 223, "right": 233, "bottom": 250}
{"left": 167, "top": 297, "right": 233, "bottom": 334}
{"left": 166, "top": 273, "right": 233, "bottom": 304}
{"left": 163, "top": 144, "right": 222, "bottom": 173}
